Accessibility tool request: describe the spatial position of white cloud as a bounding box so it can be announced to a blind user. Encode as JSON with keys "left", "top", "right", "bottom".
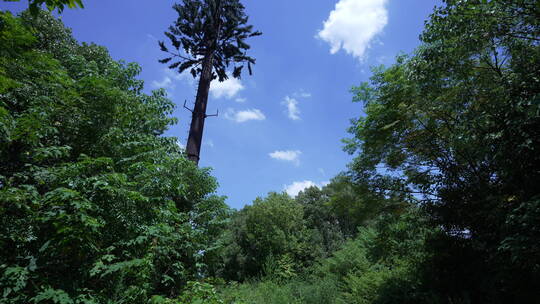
{"left": 151, "top": 77, "right": 172, "bottom": 89}
{"left": 224, "top": 108, "right": 266, "bottom": 123}
{"left": 177, "top": 139, "right": 185, "bottom": 150}
{"left": 151, "top": 68, "right": 193, "bottom": 89}
{"left": 281, "top": 91, "right": 310, "bottom": 120}
{"left": 235, "top": 97, "right": 247, "bottom": 103}
{"left": 376, "top": 55, "right": 388, "bottom": 64}
{"left": 317, "top": 0, "right": 388, "bottom": 60}
{"left": 282, "top": 96, "right": 300, "bottom": 120}
{"left": 269, "top": 150, "right": 302, "bottom": 165}
{"left": 152, "top": 68, "right": 245, "bottom": 100}
{"left": 284, "top": 180, "right": 329, "bottom": 197}
{"left": 210, "top": 77, "right": 244, "bottom": 99}
{"left": 294, "top": 89, "right": 312, "bottom": 98}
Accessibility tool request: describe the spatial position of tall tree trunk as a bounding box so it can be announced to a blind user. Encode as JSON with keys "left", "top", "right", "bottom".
{"left": 186, "top": 0, "right": 223, "bottom": 165}
{"left": 186, "top": 51, "right": 214, "bottom": 165}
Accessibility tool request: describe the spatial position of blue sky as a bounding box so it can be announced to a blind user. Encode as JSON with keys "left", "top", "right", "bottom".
{"left": 2, "top": 0, "right": 439, "bottom": 209}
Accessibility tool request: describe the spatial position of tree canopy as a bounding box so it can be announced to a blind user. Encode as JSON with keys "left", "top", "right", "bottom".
{"left": 344, "top": 0, "right": 540, "bottom": 301}
{"left": 159, "top": 0, "right": 261, "bottom": 82}
{"left": 2, "top": 0, "right": 84, "bottom": 14}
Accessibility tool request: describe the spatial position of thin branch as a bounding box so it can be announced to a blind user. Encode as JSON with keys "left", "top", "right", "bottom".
{"left": 166, "top": 50, "right": 195, "bottom": 62}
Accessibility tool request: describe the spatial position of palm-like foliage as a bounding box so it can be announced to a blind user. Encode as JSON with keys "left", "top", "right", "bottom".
{"left": 160, "top": 0, "right": 261, "bottom": 81}
{"left": 159, "top": 0, "right": 261, "bottom": 164}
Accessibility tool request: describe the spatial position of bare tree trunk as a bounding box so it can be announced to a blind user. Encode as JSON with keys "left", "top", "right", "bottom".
{"left": 186, "top": 51, "right": 214, "bottom": 165}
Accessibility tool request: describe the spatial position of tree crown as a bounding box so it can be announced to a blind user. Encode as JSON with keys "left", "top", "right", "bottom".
{"left": 159, "top": 0, "right": 261, "bottom": 82}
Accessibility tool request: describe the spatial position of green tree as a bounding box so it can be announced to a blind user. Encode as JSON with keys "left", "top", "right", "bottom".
{"left": 320, "top": 209, "right": 438, "bottom": 304}
{"left": 323, "top": 175, "right": 407, "bottom": 238}
{"left": 220, "top": 193, "right": 317, "bottom": 281}
{"left": 0, "top": 11, "right": 227, "bottom": 303}
{"left": 2, "top": 0, "right": 84, "bottom": 14}
{"left": 159, "top": 0, "right": 261, "bottom": 164}
{"left": 294, "top": 186, "right": 345, "bottom": 255}
{"left": 344, "top": 0, "right": 539, "bottom": 301}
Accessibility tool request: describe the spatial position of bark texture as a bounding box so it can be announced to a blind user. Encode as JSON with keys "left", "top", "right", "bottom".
{"left": 186, "top": 52, "right": 214, "bottom": 165}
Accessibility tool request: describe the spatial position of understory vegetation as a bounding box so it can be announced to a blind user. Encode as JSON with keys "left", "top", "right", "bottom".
{"left": 1, "top": 0, "right": 539, "bottom": 303}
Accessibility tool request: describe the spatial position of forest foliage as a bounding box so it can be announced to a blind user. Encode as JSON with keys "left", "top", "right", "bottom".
{"left": 0, "top": 10, "right": 229, "bottom": 303}
{"left": 2, "top": 0, "right": 83, "bottom": 14}
{"left": 1, "top": 0, "right": 539, "bottom": 303}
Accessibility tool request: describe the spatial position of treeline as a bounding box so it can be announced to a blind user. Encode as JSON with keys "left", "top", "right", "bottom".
{"left": 214, "top": 0, "right": 540, "bottom": 302}
{"left": 1, "top": 0, "right": 539, "bottom": 303}
{"left": 214, "top": 178, "right": 404, "bottom": 281}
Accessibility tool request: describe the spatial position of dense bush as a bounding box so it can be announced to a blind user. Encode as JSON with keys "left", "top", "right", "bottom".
{"left": 219, "top": 208, "right": 438, "bottom": 304}
{"left": 220, "top": 277, "right": 340, "bottom": 304}
{"left": 343, "top": 0, "right": 540, "bottom": 301}
{"left": 0, "top": 11, "right": 228, "bottom": 303}
{"left": 219, "top": 192, "right": 319, "bottom": 281}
